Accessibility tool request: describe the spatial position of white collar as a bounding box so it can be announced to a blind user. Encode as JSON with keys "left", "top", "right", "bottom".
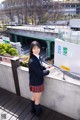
{"left": 33, "top": 54, "right": 39, "bottom": 59}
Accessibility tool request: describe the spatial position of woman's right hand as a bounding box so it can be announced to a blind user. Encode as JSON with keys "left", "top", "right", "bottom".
{"left": 43, "top": 70, "right": 50, "bottom": 75}
{"left": 46, "top": 66, "right": 52, "bottom": 69}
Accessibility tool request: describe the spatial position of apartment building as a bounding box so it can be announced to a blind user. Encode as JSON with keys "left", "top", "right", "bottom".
{"left": 61, "top": 0, "right": 80, "bottom": 15}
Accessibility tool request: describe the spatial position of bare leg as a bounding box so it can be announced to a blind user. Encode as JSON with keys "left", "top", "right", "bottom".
{"left": 31, "top": 92, "right": 35, "bottom": 101}
{"left": 34, "top": 92, "right": 42, "bottom": 105}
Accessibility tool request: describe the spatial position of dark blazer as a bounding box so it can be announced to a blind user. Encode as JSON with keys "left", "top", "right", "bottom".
{"left": 29, "top": 55, "right": 49, "bottom": 86}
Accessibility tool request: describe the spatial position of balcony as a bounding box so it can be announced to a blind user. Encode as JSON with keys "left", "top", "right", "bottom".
{"left": 0, "top": 87, "right": 74, "bottom": 120}
{"left": 0, "top": 57, "right": 80, "bottom": 120}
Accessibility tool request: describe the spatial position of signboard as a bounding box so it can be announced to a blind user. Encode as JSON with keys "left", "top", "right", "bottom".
{"left": 54, "top": 38, "right": 80, "bottom": 74}
{"left": 2, "top": 36, "right": 10, "bottom": 44}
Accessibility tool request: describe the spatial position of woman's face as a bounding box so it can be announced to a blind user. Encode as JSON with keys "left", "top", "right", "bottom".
{"left": 32, "top": 46, "right": 40, "bottom": 55}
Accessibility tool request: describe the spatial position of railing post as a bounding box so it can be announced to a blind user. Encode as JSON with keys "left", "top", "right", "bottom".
{"left": 46, "top": 41, "right": 51, "bottom": 58}
{"left": 14, "top": 34, "right": 17, "bottom": 42}
{"left": 11, "top": 57, "right": 20, "bottom": 96}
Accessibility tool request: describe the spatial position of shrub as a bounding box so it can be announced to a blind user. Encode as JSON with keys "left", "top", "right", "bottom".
{"left": 8, "top": 48, "right": 18, "bottom": 56}
{"left": 0, "top": 43, "right": 18, "bottom": 56}
{"left": 0, "top": 44, "right": 12, "bottom": 52}
{"left": 0, "top": 49, "right": 6, "bottom": 55}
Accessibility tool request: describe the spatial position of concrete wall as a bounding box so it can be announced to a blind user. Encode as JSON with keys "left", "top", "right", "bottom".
{"left": 0, "top": 62, "right": 16, "bottom": 93}
{"left": 17, "top": 66, "right": 80, "bottom": 120}
{"left": 17, "top": 67, "right": 32, "bottom": 99}
{"left": 0, "top": 61, "right": 80, "bottom": 119}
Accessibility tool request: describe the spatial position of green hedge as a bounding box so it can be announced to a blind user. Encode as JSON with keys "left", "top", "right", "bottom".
{"left": 0, "top": 43, "right": 18, "bottom": 56}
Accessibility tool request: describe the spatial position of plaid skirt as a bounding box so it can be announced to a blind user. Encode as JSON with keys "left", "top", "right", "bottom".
{"left": 29, "top": 84, "right": 44, "bottom": 92}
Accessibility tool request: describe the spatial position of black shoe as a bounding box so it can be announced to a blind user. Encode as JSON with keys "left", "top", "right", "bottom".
{"left": 35, "top": 104, "right": 42, "bottom": 116}
{"left": 31, "top": 101, "right": 35, "bottom": 113}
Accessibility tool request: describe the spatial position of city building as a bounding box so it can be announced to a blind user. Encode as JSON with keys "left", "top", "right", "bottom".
{"left": 61, "top": 0, "right": 80, "bottom": 15}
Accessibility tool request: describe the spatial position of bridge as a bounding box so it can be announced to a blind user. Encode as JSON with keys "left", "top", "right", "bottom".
{"left": 6, "top": 26, "right": 62, "bottom": 57}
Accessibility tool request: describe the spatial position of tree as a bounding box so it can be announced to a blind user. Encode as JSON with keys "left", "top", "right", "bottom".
{"left": 1, "top": 0, "right": 63, "bottom": 25}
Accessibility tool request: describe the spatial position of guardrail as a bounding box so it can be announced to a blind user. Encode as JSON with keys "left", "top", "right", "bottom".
{"left": 61, "top": 31, "right": 80, "bottom": 44}
{"left": 53, "top": 64, "right": 80, "bottom": 80}
{"left": 42, "top": 57, "right": 80, "bottom": 80}
{"left": 7, "top": 26, "right": 59, "bottom": 34}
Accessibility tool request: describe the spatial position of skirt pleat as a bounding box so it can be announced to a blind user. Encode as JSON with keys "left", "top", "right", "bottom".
{"left": 29, "top": 84, "right": 44, "bottom": 92}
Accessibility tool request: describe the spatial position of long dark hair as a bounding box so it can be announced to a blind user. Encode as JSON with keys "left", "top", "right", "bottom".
{"left": 29, "top": 41, "right": 41, "bottom": 61}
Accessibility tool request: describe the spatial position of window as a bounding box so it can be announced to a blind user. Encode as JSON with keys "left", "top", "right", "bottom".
{"left": 71, "top": 5, "right": 75, "bottom": 8}
{"left": 76, "top": 5, "right": 80, "bottom": 8}
{"left": 65, "top": 5, "right": 70, "bottom": 8}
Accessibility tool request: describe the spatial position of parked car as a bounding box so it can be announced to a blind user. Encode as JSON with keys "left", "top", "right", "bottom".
{"left": 44, "top": 26, "right": 55, "bottom": 30}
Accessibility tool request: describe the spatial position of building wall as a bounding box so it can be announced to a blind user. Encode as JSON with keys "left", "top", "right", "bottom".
{"left": 63, "top": 8, "right": 76, "bottom": 15}
{"left": 62, "top": 1, "right": 80, "bottom": 15}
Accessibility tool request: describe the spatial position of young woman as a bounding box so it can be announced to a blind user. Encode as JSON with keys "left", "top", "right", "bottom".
{"left": 28, "top": 41, "right": 50, "bottom": 116}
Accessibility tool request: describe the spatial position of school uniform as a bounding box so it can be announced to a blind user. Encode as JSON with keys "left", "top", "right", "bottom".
{"left": 29, "top": 54, "right": 49, "bottom": 92}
